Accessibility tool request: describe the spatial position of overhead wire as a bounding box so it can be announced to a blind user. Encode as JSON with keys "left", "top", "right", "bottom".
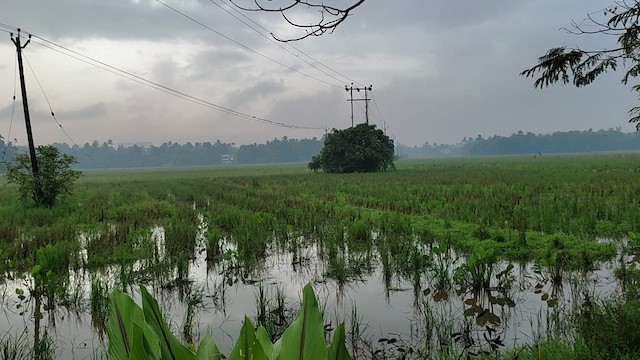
{"left": 0, "top": 21, "right": 323, "bottom": 130}
{"left": 8, "top": 49, "right": 17, "bottom": 142}
{"left": 154, "top": 0, "right": 342, "bottom": 88}
{"left": 216, "top": 0, "right": 361, "bottom": 86}
{"left": 22, "top": 52, "right": 120, "bottom": 169}
{"left": 0, "top": 24, "right": 16, "bottom": 33}
{"left": 208, "top": 0, "right": 355, "bottom": 86}
{"left": 366, "top": 93, "right": 385, "bottom": 129}
{"left": 1, "top": 50, "right": 18, "bottom": 162}
{"left": 372, "top": 96, "right": 384, "bottom": 120}
{"left": 23, "top": 53, "right": 83, "bottom": 149}
{"left": 21, "top": 32, "right": 323, "bottom": 130}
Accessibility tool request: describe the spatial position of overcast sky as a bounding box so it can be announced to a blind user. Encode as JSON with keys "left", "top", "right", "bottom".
{"left": 0, "top": 0, "right": 637, "bottom": 147}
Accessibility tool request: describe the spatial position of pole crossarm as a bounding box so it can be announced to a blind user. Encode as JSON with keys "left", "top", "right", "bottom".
{"left": 345, "top": 84, "right": 373, "bottom": 125}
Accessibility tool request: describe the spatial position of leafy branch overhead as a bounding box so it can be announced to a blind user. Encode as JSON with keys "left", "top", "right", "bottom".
{"left": 521, "top": 2, "right": 640, "bottom": 128}
{"left": 230, "top": 0, "right": 366, "bottom": 41}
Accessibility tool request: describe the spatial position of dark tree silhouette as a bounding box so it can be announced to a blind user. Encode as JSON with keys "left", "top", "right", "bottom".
{"left": 521, "top": 2, "right": 640, "bottom": 128}
{"left": 310, "top": 123, "right": 394, "bottom": 173}
{"left": 231, "top": 0, "right": 366, "bottom": 41}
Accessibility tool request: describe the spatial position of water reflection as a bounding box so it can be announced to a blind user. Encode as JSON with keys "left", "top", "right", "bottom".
{"left": 0, "top": 223, "right": 627, "bottom": 358}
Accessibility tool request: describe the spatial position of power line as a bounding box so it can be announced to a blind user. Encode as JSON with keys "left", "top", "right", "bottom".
{"left": 209, "top": 0, "right": 356, "bottom": 86}
{"left": 22, "top": 52, "right": 108, "bottom": 166}
{"left": 1, "top": 50, "right": 17, "bottom": 161}
{"left": 154, "top": 0, "right": 342, "bottom": 88}
{"left": 217, "top": 0, "right": 361, "bottom": 86}
{"left": 8, "top": 50, "right": 17, "bottom": 141}
{"left": 0, "top": 23, "right": 323, "bottom": 130}
{"left": 370, "top": 93, "right": 385, "bottom": 123}
{"left": 23, "top": 53, "right": 81, "bottom": 148}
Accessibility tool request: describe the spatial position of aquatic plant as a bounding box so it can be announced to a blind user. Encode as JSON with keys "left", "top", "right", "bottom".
{"left": 454, "top": 246, "right": 511, "bottom": 291}
{"left": 107, "top": 283, "right": 352, "bottom": 359}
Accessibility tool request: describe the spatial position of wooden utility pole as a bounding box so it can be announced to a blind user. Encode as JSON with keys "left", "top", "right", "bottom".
{"left": 345, "top": 84, "right": 372, "bottom": 126}
{"left": 11, "top": 29, "right": 42, "bottom": 203}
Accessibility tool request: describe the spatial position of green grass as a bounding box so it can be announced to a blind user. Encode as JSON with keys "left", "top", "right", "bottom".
{"left": 1, "top": 154, "right": 640, "bottom": 358}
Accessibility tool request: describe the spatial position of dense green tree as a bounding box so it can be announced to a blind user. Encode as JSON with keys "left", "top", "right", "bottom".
{"left": 521, "top": 2, "right": 640, "bottom": 127}
{"left": 5, "top": 145, "right": 82, "bottom": 207}
{"left": 310, "top": 124, "right": 394, "bottom": 173}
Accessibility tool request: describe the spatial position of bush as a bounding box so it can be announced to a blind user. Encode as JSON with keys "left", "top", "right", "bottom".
{"left": 310, "top": 124, "right": 394, "bottom": 173}
{"left": 5, "top": 145, "right": 82, "bottom": 207}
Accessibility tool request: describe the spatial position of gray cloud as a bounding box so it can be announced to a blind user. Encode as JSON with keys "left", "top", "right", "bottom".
{"left": 1, "top": 0, "right": 636, "bottom": 147}
{"left": 63, "top": 102, "right": 109, "bottom": 121}
{"left": 227, "top": 79, "right": 286, "bottom": 108}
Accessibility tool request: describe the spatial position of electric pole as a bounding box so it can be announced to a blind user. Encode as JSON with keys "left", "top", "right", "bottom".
{"left": 345, "top": 83, "right": 373, "bottom": 126}
{"left": 364, "top": 85, "right": 371, "bottom": 125}
{"left": 11, "top": 29, "right": 42, "bottom": 204}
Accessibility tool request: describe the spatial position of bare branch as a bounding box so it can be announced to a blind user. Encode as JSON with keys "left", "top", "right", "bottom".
{"left": 230, "top": 0, "right": 366, "bottom": 41}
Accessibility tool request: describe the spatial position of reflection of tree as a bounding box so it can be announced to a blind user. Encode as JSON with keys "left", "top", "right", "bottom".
{"left": 11, "top": 266, "right": 79, "bottom": 359}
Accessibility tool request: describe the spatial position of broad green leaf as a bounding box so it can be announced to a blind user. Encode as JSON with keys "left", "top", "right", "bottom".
{"left": 107, "top": 288, "right": 150, "bottom": 360}
{"left": 140, "top": 286, "right": 199, "bottom": 360}
{"left": 256, "top": 326, "right": 276, "bottom": 360}
{"left": 128, "top": 321, "right": 156, "bottom": 360}
{"left": 228, "top": 316, "right": 269, "bottom": 360}
{"left": 278, "top": 284, "right": 327, "bottom": 360}
{"left": 196, "top": 335, "right": 222, "bottom": 360}
{"left": 328, "top": 323, "right": 352, "bottom": 360}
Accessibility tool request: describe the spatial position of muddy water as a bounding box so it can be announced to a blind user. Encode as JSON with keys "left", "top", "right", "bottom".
{"left": 0, "top": 228, "right": 624, "bottom": 359}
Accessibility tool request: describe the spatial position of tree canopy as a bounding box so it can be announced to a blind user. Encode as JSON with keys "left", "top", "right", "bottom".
{"left": 5, "top": 145, "right": 82, "bottom": 207}
{"left": 309, "top": 123, "right": 394, "bottom": 173}
{"left": 521, "top": 2, "right": 640, "bottom": 128}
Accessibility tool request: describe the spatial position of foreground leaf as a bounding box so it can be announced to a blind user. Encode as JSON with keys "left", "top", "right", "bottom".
{"left": 328, "top": 323, "right": 352, "bottom": 360}
{"left": 196, "top": 335, "right": 222, "bottom": 360}
{"left": 228, "top": 317, "right": 269, "bottom": 360}
{"left": 277, "top": 283, "right": 327, "bottom": 360}
{"left": 141, "top": 286, "right": 199, "bottom": 360}
{"left": 256, "top": 326, "right": 276, "bottom": 359}
{"left": 107, "top": 288, "right": 157, "bottom": 360}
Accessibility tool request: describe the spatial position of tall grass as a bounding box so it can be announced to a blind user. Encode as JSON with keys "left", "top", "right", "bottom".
{"left": 1, "top": 155, "right": 639, "bottom": 358}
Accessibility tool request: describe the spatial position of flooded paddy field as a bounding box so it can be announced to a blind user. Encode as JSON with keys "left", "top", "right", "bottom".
{"left": 0, "top": 154, "right": 639, "bottom": 359}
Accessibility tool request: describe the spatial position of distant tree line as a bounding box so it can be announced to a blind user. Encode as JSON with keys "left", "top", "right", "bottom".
{"left": 237, "top": 137, "right": 322, "bottom": 165}
{"left": 466, "top": 128, "right": 640, "bottom": 156}
{"left": 2, "top": 128, "right": 640, "bottom": 170}
{"left": 0, "top": 136, "right": 323, "bottom": 170}
{"left": 399, "top": 128, "right": 640, "bottom": 158}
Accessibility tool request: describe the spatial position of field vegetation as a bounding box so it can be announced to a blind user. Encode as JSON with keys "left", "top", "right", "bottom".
{"left": 0, "top": 154, "right": 639, "bottom": 359}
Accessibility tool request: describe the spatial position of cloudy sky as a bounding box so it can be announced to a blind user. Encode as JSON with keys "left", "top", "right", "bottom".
{"left": 0, "top": 0, "right": 637, "bottom": 147}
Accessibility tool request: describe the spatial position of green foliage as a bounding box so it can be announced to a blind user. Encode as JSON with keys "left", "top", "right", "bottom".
{"left": 453, "top": 246, "right": 511, "bottom": 290}
{"left": 0, "top": 330, "right": 30, "bottom": 360}
{"left": 575, "top": 299, "right": 640, "bottom": 359}
{"left": 310, "top": 124, "right": 394, "bottom": 173}
{"left": 107, "top": 283, "right": 352, "bottom": 360}
{"left": 521, "top": 3, "right": 640, "bottom": 128}
{"left": 5, "top": 145, "right": 82, "bottom": 207}
{"left": 2, "top": 156, "right": 640, "bottom": 358}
